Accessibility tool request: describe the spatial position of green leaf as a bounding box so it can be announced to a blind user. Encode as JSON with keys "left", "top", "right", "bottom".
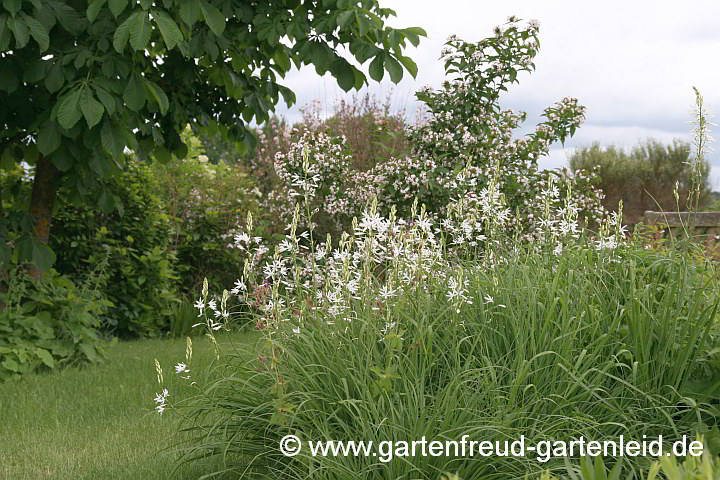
{"left": 78, "top": 343, "right": 99, "bottom": 362}
{"left": 93, "top": 85, "right": 116, "bottom": 115}
{"left": 122, "top": 74, "right": 146, "bottom": 111}
{"left": 143, "top": 80, "right": 169, "bottom": 115}
{"left": 384, "top": 54, "right": 403, "bottom": 83}
{"left": 9, "top": 15, "right": 29, "bottom": 48}
{"left": 35, "top": 348, "right": 55, "bottom": 369}
{"left": 152, "top": 9, "right": 183, "bottom": 49}
{"left": 57, "top": 87, "right": 84, "bottom": 129}
{"left": 37, "top": 122, "right": 61, "bottom": 155}
{"left": 100, "top": 119, "right": 125, "bottom": 158}
{"left": 24, "top": 14, "right": 49, "bottom": 52}
{"left": 0, "top": 14, "right": 10, "bottom": 50}
{"left": 31, "top": 240, "right": 55, "bottom": 271}
{"left": 403, "top": 26, "right": 427, "bottom": 37}
{"left": 199, "top": 0, "right": 225, "bottom": 36}
{"left": 178, "top": 0, "right": 200, "bottom": 25}
{"left": 272, "top": 48, "right": 290, "bottom": 72}
{"left": 89, "top": 155, "right": 111, "bottom": 176}
{"left": 355, "top": 11, "right": 369, "bottom": 36}
{"left": 129, "top": 10, "right": 151, "bottom": 50}
{"left": 397, "top": 54, "right": 417, "bottom": 79}
{"left": 23, "top": 59, "right": 49, "bottom": 83}
{"left": 112, "top": 13, "right": 133, "bottom": 52}
{"left": 1, "top": 358, "right": 19, "bottom": 373}
{"left": 52, "top": 149, "right": 73, "bottom": 171}
{"left": 52, "top": 2, "right": 85, "bottom": 34}
{"left": 336, "top": 10, "right": 353, "bottom": 28}
{"left": 368, "top": 53, "right": 384, "bottom": 82}
{"left": 108, "top": 0, "right": 127, "bottom": 18}
{"left": 80, "top": 89, "right": 104, "bottom": 129}
{"left": 44, "top": 63, "right": 64, "bottom": 93}
{"left": 2, "top": 0, "right": 21, "bottom": 17}
{"left": 330, "top": 58, "right": 355, "bottom": 92}
{"left": 86, "top": 0, "right": 107, "bottom": 22}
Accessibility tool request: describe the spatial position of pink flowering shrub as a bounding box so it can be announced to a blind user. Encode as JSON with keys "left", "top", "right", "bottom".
{"left": 349, "top": 18, "right": 605, "bottom": 232}
{"left": 259, "top": 18, "right": 605, "bottom": 245}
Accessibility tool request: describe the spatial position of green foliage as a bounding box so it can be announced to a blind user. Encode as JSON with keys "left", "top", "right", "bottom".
{"left": 180, "top": 245, "right": 719, "bottom": 479}
{"left": 168, "top": 299, "right": 198, "bottom": 339}
{"left": 569, "top": 139, "right": 712, "bottom": 225}
{"left": 0, "top": 264, "right": 110, "bottom": 381}
{"left": 0, "top": 0, "right": 424, "bottom": 270}
{"left": 149, "top": 131, "right": 260, "bottom": 295}
{"left": 50, "top": 162, "right": 178, "bottom": 337}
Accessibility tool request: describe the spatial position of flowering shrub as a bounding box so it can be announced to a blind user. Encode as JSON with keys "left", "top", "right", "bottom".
{"left": 357, "top": 18, "right": 602, "bottom": 227}
{"left": 261, "top": 18, "right": 606, "bottom": 245}
{"left": 246, "top": 96, "right": 409, "bottom": 237}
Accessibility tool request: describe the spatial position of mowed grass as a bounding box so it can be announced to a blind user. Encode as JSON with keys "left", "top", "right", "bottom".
{"left": 0, "top": 329, "right": 262, "bottom": 480}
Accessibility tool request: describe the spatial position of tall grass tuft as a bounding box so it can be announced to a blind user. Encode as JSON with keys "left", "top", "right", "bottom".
{"left": 178, "top": 245, "right": 719, "bottom": 479}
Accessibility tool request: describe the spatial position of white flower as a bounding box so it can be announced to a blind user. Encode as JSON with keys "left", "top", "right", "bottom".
{"left": 154, "top": 389, "right": 169, "bottom": 415}
{"left": 230, "top": 279, "right": 247, "bottom": 295}
{"left": 193, "top": 299, "right": 205, "bottom": 317}
{"left": 174, "top": 363, "right": 190, "bottom": 374}
{"left": 381, "top": 321, "right": 397, "bottom": 334}
{"left": 378, "top": 285, "right": 396, "bottom": 300}
{"left": 234, "top": 233, "right": 251, "bottom": 245}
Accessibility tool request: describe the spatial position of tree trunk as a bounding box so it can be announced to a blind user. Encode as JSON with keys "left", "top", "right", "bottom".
{"left": 28, "top": 155, "right": 59, "bottom": 279}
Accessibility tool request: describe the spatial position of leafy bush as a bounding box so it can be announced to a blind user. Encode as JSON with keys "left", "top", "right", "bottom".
{"left": 0, "top": 265, "right": 110, "bottom": 381}
{"left": 50, "top": 162, "right": 179, "bottom": 337}
{"left": 569, "top": 139, "right": 713, "bottom": 225}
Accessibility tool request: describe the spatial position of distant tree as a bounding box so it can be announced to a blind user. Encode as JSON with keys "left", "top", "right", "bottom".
{"left": 569, "top": 139, "right": 712, "bottom": 224}
{"left": 0, "top": 0, "right": 424, "bottom": 275}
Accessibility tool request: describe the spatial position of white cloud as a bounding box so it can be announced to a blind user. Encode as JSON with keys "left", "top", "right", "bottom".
{"left": 273, "top": 0, "right": 720, "bottom": 190}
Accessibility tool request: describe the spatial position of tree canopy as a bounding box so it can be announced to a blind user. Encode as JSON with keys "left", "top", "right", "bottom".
{"left": 0, "top": 0, "right": 424, "bottom": 270}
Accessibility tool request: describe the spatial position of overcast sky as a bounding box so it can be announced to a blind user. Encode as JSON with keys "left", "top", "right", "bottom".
{"left": 273, "top": 0, "right": 720, "bottom": 191}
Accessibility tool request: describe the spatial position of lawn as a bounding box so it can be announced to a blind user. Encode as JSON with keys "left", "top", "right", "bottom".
{"left": 0, "top": 330, "right": 261, "bottom": 480}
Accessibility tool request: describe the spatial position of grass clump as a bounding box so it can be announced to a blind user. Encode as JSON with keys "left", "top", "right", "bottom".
{"left": 180, "top": 245, "right": 719, "bottom": 479}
